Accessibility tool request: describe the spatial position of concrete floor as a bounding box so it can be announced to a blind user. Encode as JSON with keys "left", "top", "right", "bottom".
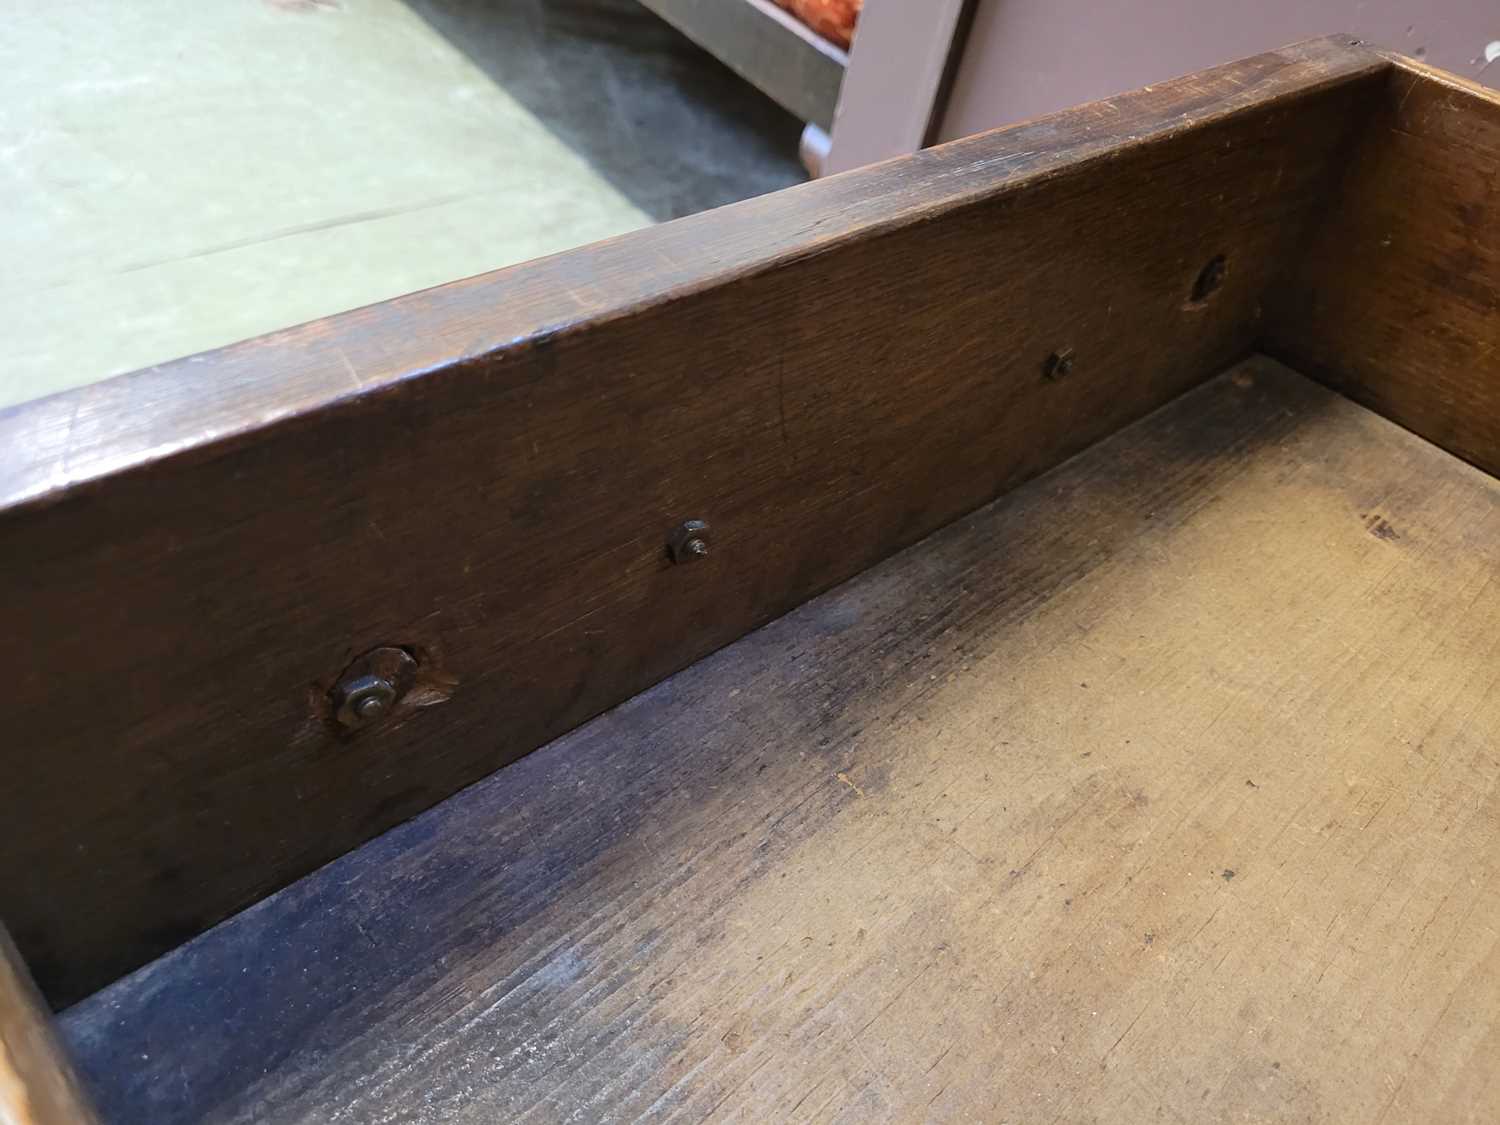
{"left": 1, "top": 0, "right": 804, "bottom": 409}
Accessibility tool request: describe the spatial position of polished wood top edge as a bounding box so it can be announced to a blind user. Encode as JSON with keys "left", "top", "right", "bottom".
{"left": 0, "top": 36, "right": 1384, "bottom": 514}
{"left": 1377, "top": 45, "right": 1500, "bottom": 105}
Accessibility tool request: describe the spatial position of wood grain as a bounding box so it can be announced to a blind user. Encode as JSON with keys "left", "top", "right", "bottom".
{"left": 0, "top": 928, "right": 99, "bottom": 1125}
{"left": 635, "top": 0, "right": 847, "bottom": 129}
{"left": 62, "top": 358, "right": 1500, "bottom": 1124}
{"left": 1266, "top": 55, "right": 1500, "bottom": 477}
{"left": 0, "top": 38, "right": 1386, "bottom": 1006}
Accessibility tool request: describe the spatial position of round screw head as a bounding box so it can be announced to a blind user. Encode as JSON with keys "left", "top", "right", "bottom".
{"left": 327, "top": 647, "right": 419, "bottom": 733}
{"left": 355, "top": 694, "right": 388, "bottom": 721}
{"left": 668, "top": 519, "right": 712, "bottom": 564}
{"left": 332, "top": 672, "right": 399, "bottom": 729}
{"left": 1043, "top": 348, "right": 1075, "bottom": 381}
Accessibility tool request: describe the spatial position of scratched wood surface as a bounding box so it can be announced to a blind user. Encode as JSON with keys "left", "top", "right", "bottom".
{"left": 63, "top": 357, "right": 1500, "bottom": 1124}
{"left": 1268, "top": 55, "right": 1500, "bottom": 478}
{"left": 0, "top": 39, "right": 1387, "bottom": 1005}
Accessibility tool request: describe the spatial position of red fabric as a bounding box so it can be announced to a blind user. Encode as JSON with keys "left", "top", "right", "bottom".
{"left": 774, "top": 0, "right": 861, "bottom": 50}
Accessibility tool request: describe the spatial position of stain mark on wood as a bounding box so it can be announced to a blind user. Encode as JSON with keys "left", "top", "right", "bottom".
{"left": 0, "top": 38, "right": 1390, "bottom": 1006}
{"left": 62, "top": 358, "right": 1500, "bottom": 1124}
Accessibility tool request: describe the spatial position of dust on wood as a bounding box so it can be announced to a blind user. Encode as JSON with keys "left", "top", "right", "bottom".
{"left": 0, "top": 39, "right": 1386, "bottom": 1006}
{"left": 64, "top": 358, "right": 1500, "bottom": 1123}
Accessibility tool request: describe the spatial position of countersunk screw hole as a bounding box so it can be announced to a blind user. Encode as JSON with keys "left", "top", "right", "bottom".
{"left": 1187, "top": 254, "right": 1228, "bottom": 306}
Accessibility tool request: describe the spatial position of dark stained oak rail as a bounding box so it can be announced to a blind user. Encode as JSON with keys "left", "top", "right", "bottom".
{"left": 0, "top": 36, "right": 1389, "bottom": 1005}
{"left": 60, "top": 359, "right": 1500, "bottom": 1123}
{"left": 1267, "top": 55, "right": 1500, "bottom": 478}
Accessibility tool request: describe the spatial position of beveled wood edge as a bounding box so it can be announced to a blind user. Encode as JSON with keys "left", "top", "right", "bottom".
{"left": 1377, "top": 44, "right": 1500, "bottom": 104}
{"left": 0, "top": 927, "right": 100, "bottom": 1125}
{"left": 0, "top": 35, "right": 1386, "bottom": 517}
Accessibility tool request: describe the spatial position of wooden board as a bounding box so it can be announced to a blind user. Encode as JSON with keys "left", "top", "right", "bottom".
{"left": 0, "top": 39, "right": 1388, "bottom": 1006}
{"left": 1267, "top": 56, "right": 1500, "bottom": 478}
{"left": 0, "top": 928, "right": 99, "bottom": 1125}
{"left": 635, "top": 0, "right": 847, "bottom": 128}
{"left": 63, "top": 358, "right": 1500, "bottom": 1124}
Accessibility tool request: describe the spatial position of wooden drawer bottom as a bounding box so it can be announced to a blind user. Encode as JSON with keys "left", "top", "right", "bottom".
{"left": 62, "top": 357, "right": 1500, "bottom": 1123}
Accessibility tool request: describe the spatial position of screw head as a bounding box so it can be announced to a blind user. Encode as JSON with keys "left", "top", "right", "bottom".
{"left": 334, "top": 674, "right": 398, "bottom": 729}
{"left": 354, "top": 693, "right": 388, "bottom": 721}
{"left": 328, "top": 646, "right": 418, "bottom": 731}
{"left": 1043, "top": 348, "right": 1075, "bottom": 381}
{"left": 668, "top": 519, "right": 712, "bottom": 564}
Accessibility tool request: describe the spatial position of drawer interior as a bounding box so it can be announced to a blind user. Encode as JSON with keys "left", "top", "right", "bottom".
{"left": 4, "top": 34, "right": 1500, "bottom": 1125}
{"left": 62, "top": 357, "right": 1500, "bottom": 1123}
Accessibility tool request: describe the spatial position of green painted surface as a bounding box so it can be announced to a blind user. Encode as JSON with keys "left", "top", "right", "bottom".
{"left": 2, "top": 0, "right": 802, "bottom": 408}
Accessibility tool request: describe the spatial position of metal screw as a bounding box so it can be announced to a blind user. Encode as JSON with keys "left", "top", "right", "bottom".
{"left": 1043, "top": 348, "right": 1075, "bottom": 381}
{"left": 354, "top": 690, "right": 390, "bottom": 722}
{"left": 668, "top": 519, "right": 711, "bottom": 564}
{"left": 333, "top": 673, "right": 397, "bottom": 729}
{"left": 329, "top": 647, "right": 418, "bottom": 730}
